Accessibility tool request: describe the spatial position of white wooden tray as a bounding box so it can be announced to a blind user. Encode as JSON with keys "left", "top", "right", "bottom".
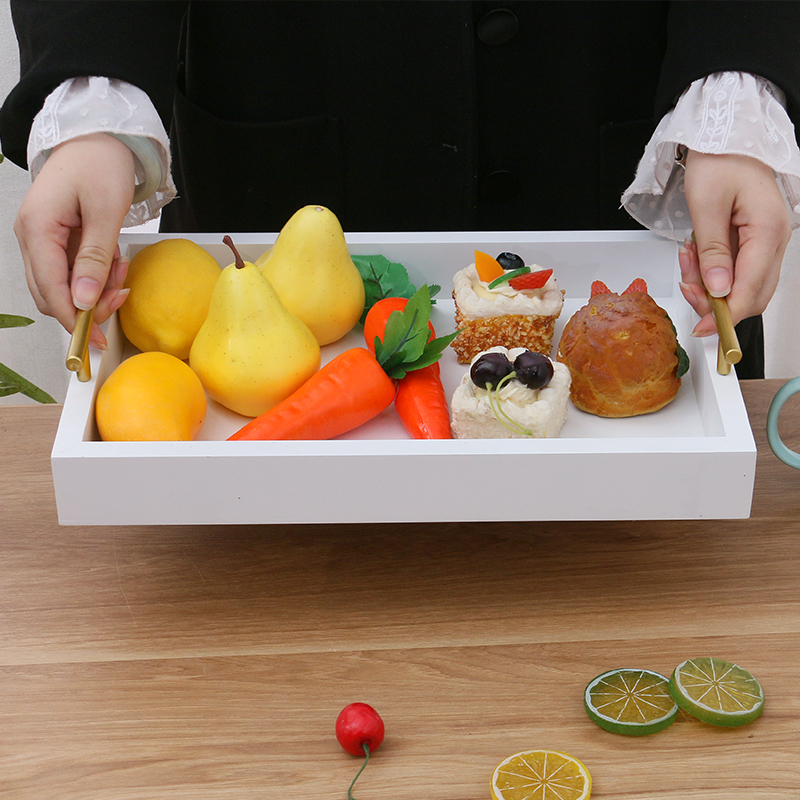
{"left": 51, "top": 231, "right": 756, "bottom": 524}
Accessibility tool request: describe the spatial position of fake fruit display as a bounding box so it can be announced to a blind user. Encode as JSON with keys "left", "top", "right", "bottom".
{"left": 669, "top": 657, "right": 765, "bottom": 727}
{"left": 95, "top": 352, "right": 206, "bottom": 441}
{"left": 584, "top": 668, "right": 678, "bottom": 736}
{"left": 491, "top": 750, "right": 592, "bottom": 800}
{"left": 335, "top": 703, "right": 384, "bottom": 800}
{"left": 119, "top": 238, "right": 221, "bottom": 359}
{"left": 259, "top": 205, "right": 365, "bottom": 345}
{"left": 189, "top": 236, "right": 320, "bottom": 418}
{"left": 229, "top": 286, "right": 457, "bottom": 441}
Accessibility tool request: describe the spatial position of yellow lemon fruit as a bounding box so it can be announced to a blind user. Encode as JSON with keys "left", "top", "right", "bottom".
{"left": 491, "top": 750, "right": 591, "bottom": 800}
{"left": 119, "top": 238, "right": 221, "bottom": 359}
{"left": 95, "top": 352, "right": 207, "bottom": 441}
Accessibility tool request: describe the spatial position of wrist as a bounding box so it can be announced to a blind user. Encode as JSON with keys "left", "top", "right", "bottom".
{"left": 107, "top": 133, "right": 163, "bottom": 204}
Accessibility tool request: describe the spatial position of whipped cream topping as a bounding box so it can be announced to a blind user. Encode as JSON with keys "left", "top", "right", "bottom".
{"left": 453, "top": 264, "right": 564, "bottom": 320}
{"left": 451, "top": 346, "right": 571, "bottom": 439}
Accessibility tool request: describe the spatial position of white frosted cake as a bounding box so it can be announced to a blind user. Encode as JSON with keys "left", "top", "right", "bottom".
{"left": 451, "top": 346, "right": 571, "bottom": 439}
{"left": 451, "top": 260, "right": 565, "bottom": 363}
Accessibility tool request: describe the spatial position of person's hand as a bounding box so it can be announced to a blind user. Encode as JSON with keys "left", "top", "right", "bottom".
{"left": 679, "top": 150, "right": 791, "bottom": 337}
{"left": 13, "top": 132, "right": 136, "bottom": 349}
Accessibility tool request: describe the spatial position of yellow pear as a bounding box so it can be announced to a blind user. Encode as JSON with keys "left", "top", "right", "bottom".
{"left": 189, "top": 236, "right": 321, "bottom": 418}
{"left": 260, "top": 205, "right": 365, "bottom": 345}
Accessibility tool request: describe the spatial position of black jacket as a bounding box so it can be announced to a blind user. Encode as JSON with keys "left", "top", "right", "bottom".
{"left": 4, "top": 0, "right": 800, "bottom": 235}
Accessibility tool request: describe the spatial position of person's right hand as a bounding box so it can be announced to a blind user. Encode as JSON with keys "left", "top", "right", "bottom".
{"left": 14, "top": 132, "right": 136, "bottom": 349}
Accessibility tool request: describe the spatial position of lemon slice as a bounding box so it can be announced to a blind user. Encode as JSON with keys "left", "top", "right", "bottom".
{"left": 584, "top": 668, "right": 678, "bottom": 736}
{"left": 669, "top": 657, "right": 765, "bottom": 727}
{"left": 490, "top": 749, "right": 591, "bottom": 800}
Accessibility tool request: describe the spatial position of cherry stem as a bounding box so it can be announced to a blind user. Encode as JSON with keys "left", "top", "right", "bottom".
{"left": 347, "top": 742, "right": 371, "bottom": 800}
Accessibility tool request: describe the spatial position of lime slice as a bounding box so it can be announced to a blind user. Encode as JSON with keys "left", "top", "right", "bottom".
{"left": 584, "top": 668, "right": 678, "bottom": 736}
{"left": 669, "top": 657, "right": 764, "bottom": 727}
{"left": 491, "top": 750, "right": 591, "bottom": 800}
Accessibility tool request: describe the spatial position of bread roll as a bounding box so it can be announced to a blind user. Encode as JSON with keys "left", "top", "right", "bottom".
{"left": 557, "top": 289, "right": 681, "bottom": 417}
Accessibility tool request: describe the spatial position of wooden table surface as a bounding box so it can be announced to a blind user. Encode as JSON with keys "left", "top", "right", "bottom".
{"left": 2, "top": 379, "right": 799, "bottom": 800}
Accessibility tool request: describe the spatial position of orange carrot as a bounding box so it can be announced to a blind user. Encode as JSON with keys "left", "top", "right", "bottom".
{"left": 394, "top": 362, "right": 452, "bottom": 439}
{"left": 228, "top": 347, "right": 396, "bottom": 441}
{"left": 363, "top": 296, "right": 434, "bottom": 353}
{"left": 364, "top": 297, "right": 452, "bottom": 439}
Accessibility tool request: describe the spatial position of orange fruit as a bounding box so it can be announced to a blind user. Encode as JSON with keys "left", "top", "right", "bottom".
{"left": 95, "top": 352, "right": 206, "bottom": 441}
{"left": 119, "top": 238, "right": 221, "bottom": 359}
{"left": 474, "top": 250, "right": 505, "bottom": 283}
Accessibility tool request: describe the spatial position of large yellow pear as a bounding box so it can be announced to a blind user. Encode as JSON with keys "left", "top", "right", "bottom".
{"left": 119, "top": 238, "right": 222, "bottom": 359}
{"left": 189, "top": 237, "right": 321, "bottom": 418}
{"left": 260, "top": 205, "right": 365, "bottom": 345}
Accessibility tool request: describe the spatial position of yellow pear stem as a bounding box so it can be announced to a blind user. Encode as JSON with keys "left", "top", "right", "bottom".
{"left": 223, "top": 235, "right": 245, "bottom": 269}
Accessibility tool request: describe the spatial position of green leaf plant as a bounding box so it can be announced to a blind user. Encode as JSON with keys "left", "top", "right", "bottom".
{"left": 0, "top": 314, "right": 57, "bottom": 403}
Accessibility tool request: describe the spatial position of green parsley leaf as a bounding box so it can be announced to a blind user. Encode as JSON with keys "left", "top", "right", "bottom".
{"left": 374, "top": 285, "right": 459, "bottom": 380}
{"left": 351, "top": 254, "right": 440, "bottom": 325}
{"left": 666, "top": 313, "right": 690, "bottom": 378}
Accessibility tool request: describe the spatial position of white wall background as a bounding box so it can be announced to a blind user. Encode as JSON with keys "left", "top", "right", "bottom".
{"left": 1, "top": 0, "right": 798, "bottom": 408}
{"left": 1, "top": 0, "right": 71, "bottom": 405}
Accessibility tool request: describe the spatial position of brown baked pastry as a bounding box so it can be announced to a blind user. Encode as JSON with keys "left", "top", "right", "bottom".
{"left": 557, "top": 280, "right": 683, "bottom": 417}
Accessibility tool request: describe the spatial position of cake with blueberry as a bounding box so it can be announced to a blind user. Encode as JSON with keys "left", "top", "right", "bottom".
{"left": 451, "top": 251, "right": 565, "bottom": 364}
{"left": 450, "top": 346, "right": 571, "bottom": 439}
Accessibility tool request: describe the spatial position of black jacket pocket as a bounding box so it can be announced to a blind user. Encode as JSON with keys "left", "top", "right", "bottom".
{"left": 161, "top": 87, "right": 344, "bottom": 233}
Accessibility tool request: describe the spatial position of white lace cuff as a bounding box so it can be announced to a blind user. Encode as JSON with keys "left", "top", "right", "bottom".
{"left": 623, "top": 72, "right": 800, "bottom": 240}
{"left": 27, "top": 76, "right": 177, "bottom": 228}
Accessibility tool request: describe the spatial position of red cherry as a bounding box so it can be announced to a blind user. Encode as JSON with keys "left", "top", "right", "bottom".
{"left": 335, "top": 702, "right": 385, "bottom": 756}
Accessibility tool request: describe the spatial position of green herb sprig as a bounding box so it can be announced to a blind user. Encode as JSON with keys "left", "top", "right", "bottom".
{"left": 0, "top": 314, "right": 57, "bottom": 403}
{"left": 373, "top": 285, "right": 458, "bottom": 380}
{"left": 352, "top": 254, "right": 441, "bottom": 325}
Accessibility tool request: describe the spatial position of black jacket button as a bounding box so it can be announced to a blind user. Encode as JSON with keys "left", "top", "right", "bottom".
{"left": 477, "top": 9, "right": 519, "bottom": 45}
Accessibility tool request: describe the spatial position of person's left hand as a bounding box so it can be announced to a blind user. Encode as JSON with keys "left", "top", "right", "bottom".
{"left": 679, "top": 150, "right": 791, "bottom": 337}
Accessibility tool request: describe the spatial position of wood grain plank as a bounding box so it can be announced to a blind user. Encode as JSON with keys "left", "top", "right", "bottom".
{"left": 1, "top": 382, "right": 798, "bottom": 799}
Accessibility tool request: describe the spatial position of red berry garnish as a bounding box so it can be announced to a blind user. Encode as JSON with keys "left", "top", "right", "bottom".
{"left": 590, "top": 280, "right": 611, "bottom": 297}
{"left": 623, "top": 277, "right": 649, "bottom": 294}
{"left": 508, "top": 268, "right": 553, "bottom": 291}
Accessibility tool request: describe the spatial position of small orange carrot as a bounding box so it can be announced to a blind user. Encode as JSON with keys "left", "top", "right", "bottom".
{"left": 228, "top": 347, "right": 396, "bottom": 441}
{"left": 394, "top": 362, "right": 452, "bottom": 439}
{"left": 364, "top": 296, "right": 453, "bottom": 439}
